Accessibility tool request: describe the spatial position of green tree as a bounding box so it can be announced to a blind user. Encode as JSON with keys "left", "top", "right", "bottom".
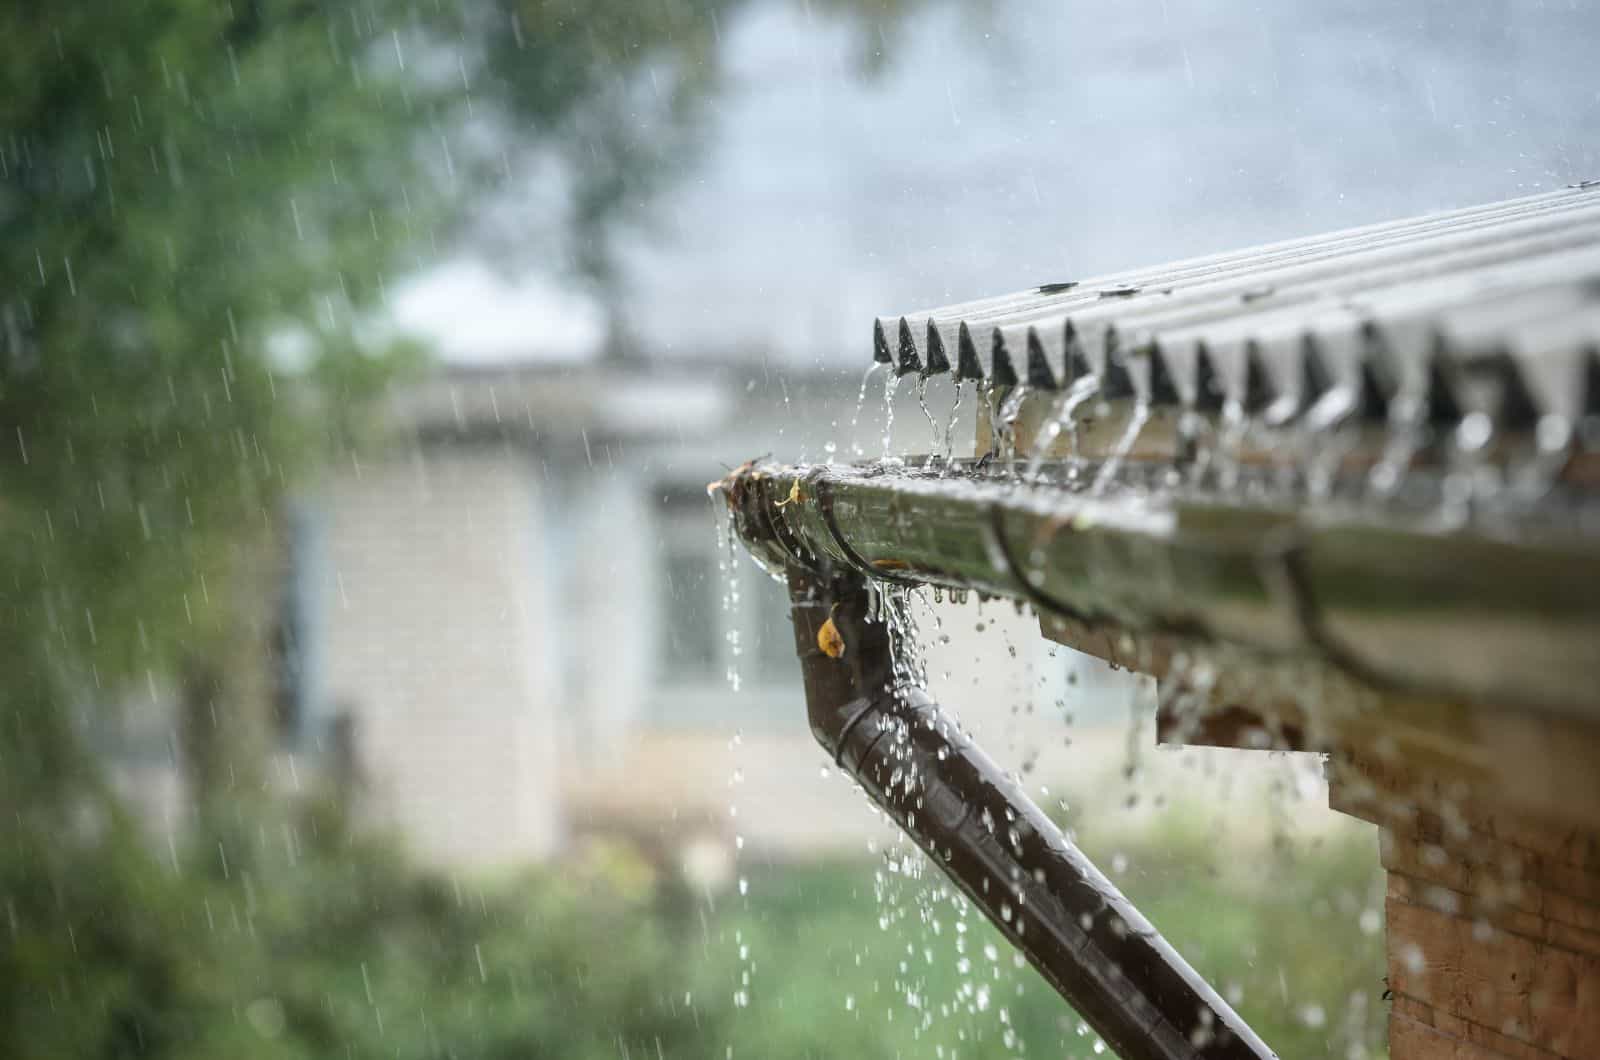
{"left": 0, "top": 2, "right": 924, "bottom": 1057}
{"left": 2, "top": 7, "right": 462, "bottom": 1054}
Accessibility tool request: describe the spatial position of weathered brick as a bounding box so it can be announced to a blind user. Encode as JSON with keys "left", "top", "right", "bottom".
{"left": 1387, "top": 896, "right": 1600, "bottom": 1057}
{"left": 1390, "top": 1012, "right": 1500, "bottom": 1059}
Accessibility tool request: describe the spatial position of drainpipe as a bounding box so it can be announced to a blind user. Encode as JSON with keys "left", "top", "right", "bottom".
{"left": 787, "top": 563, "right": 1277, "bottom": 1060}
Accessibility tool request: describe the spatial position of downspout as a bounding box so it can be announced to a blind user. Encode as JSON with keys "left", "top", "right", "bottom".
{"left": 786, "top": 563, "right": 1277, "bottom": 1060}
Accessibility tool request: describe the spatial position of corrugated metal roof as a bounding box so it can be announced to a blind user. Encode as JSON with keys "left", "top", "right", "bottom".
{"left": 875, "top": 185, "right": 1600, "bottom": 435}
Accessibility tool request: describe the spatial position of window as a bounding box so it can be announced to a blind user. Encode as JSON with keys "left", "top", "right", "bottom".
{"left": 658, "top": 545, "right": 718, "bottom": 681}
{"left": 652, "top": 486, "right": 802, "bottom": 729}
{"left": 272, "top": 505, "right": 324, "bottom": 748}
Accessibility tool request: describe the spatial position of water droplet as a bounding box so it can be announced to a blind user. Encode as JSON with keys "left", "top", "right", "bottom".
{"left": 1457, "top": 411, "right": 1493, "bottom": 452}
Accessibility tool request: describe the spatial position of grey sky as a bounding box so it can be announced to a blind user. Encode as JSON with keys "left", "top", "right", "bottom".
{"left": 401, "top": 0, "right": 1600, "bottom": 366}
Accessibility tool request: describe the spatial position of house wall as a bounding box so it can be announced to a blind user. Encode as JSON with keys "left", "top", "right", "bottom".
{"left": 561, "top": 462, "right": 656, "bottom": 774}
{"left": 315, "top": 445, "right": 561, "bottom": 869}
{"left": 1330, "top": 741, "right": 1600, "bottom": 1060}
{"left": 292, "top": 367, "right": 1347, "bottom": 877}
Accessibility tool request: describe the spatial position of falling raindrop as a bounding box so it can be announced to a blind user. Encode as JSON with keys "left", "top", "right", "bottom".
{"left": 1023, "top": 375, "right": 1099, "bottom": 481}
{"left": 850, "top": 361, "right": 885, "bottom": 458}
{"left": 942, "top": 380, "right": 966, "bottom": 469}
{"left": 1090, "top": 398, "right": 1151, "bottom": 496}
{"left": 882, "top": 370, "right": 902, "bottom": 459}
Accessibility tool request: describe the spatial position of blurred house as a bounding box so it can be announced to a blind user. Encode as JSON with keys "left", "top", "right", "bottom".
{"left": 97, "top": 0, "right": 1588, "bottom": 870}
{"left": 258, "top": 0, "right": 1599, "bottom": 873}
{"left": 255, "top": 360, "right": 787, "bottom": 868}
{"left": 100, "top": 351, "right": 1313, "bottom": 876}
{"left": 267, "top": 358, "right": 1080, "bottom": 872}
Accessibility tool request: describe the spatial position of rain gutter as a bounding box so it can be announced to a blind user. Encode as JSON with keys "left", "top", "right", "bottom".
{"left": 718, "top": 459, "right": 1600, "bottom": 720}
{"left": 782, "top": 564, "right": 1276, "bottom": 1060}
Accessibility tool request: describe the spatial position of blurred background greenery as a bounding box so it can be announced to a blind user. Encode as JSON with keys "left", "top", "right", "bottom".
{"left": 2, "top": 793, "right": 1384, "bottom": 1058}
{"left": 14, "top": 0, "right": 1593, "bottom": 1056}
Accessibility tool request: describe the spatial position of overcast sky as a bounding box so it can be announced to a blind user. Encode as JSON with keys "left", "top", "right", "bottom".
{"left": 397, "top": 0, "right": 1600, "bottom": 367}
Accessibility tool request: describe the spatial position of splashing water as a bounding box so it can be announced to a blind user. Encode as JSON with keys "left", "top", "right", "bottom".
{"left": 914, "top": 374, "right": 943, "bottom": 459}
{"left": 1023, "top": 375, "right": 1100, "bottom": 483}
{"left": 997, "top": 386, "right": 1030, "bottom": 457}
{"left": 977, "top": 380, "right": 1002, "bottom": 462}
{"left": 1438, "top": 411, "right": 1509, "bottom": 528}
{"left": 850, "top": 362, "right": 885, "bottom": 459}
{"left": 1090, "top": 400, "right": 1151, "bottom": 496}
{"left": 990, "top": 385, "right": 1032, "bottom": 475}
{"left": 882, "top": 371, "right": 902, "bottom": 460}
{"left": 729, "top": 727, "right": 753, "bottom": 1013}
{"left": 1524, "top": 415, "right": 1575, "bottom": 494}
{"left": 942, "top": 380, "right": 966, "bottom": 470}
{"left": 1301, "top": 416, "right": 1359, "bottom": 502}
{"left": 1367, "top": 410, "right": 1422, "bottom": 501}
{"left": 715, "top": 504, "right": 744, "bottom": 693}
{"left": 844, "top": 581, "right": 1046, "bottom": 1055}
{"left": 1212, "top": 401, "right": 1253, "bottom": 496}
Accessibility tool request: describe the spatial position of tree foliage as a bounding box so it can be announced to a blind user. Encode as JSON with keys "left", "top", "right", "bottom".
{"left": 0, "top": 2, "right": 926, "bottom": 1057}
{"left": 0, "top": 0, "right": 453, "bottom": 805}
{"left": 1, "top": 796, "right": 730, "bottom": 1059}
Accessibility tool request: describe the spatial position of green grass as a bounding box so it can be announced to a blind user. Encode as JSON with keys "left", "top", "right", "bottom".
{"left": 702, "top": 820, "right": 1387, "bottom": 1059}
{"left": 4, "top": 799, "right": 1386, "bottom": 1059}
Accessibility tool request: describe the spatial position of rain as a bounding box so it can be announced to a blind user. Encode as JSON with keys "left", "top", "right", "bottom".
{"left": 5, "top": 1, "right": 1600, "bottom": 1060}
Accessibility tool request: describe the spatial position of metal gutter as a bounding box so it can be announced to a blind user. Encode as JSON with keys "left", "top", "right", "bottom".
{"left": 786, "top": 564, "right": 1277, "bottom": 1060}
{"left": 718, "top": 460, "right": 1600, "bottom": 720}
{"left": 713, "top": 187, "right": 1600, "bottom": 1058}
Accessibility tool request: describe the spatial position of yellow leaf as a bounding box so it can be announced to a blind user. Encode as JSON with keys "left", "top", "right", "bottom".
{"left": 817, "top": 616, "right": 845, "bottom": 659}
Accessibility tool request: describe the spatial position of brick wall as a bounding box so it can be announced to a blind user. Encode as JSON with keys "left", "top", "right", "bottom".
{"left": 1330, "top": 752, "right": 1600, "bottom": 1059}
